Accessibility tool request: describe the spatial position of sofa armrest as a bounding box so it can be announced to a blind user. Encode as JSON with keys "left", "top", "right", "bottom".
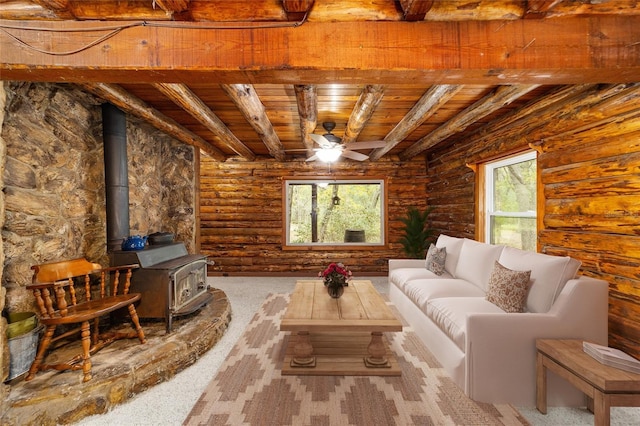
{"left": 388, "top": 259, "right": 425, "bottom": 273}
{"left": 463, "top": 277, "right": 608, "bottom": 404}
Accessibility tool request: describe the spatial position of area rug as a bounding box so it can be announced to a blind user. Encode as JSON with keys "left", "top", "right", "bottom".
{"left": 184, "top": 293, "right": 530, "bottom": 426}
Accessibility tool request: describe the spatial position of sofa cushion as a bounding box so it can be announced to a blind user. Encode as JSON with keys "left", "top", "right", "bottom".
{"left": 498, "top": 246, "right": 582, "bottom": 313}
{"left": 426, "top": 297, "right": 505, "bottom": 351}
{"left": 389, "top": 268, "right": 453, "bottom": 291}
{"left": 454, "top": 239, "right": 504, "bottom": 291}
{"left": 436, "top": 234, "right": 464, "bottom": 276}
{"left": 485, "top": 261, "right": 531, "bottom": 313}
{"left": 425, "top": 244, "right": 446, "bottom": 275}
{"left": 403, "top": 279, "right": 486, "bottom": 311}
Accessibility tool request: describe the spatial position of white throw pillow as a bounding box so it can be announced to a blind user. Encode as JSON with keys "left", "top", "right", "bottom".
{"left": 498, "top": 246, "right": 581, "bottom": 313}
{"left": 454, "top": 239, "right": 504, "bottom": 291}
{"left": 425, "top": 244, "right": 446, "bottom": 275}
{"left": 435, "top": 234, "right": 464, "bottom": 277}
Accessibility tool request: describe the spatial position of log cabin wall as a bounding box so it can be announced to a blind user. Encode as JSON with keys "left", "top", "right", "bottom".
{"left": 426, "top": 83, "right": 640, "bottom": 357}
{"left": 200, "top": 157, "right": 428, "bottom": 275}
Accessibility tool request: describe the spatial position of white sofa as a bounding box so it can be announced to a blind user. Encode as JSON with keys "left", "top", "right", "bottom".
{"left": 388, "top": 234, "right": 609, "bottom": 407}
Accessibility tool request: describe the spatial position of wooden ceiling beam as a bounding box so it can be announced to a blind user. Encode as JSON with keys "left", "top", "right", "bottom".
{"left": 523, "top": 0, "right": 563, "bottom": 19}
{"left": 152, "top": 0, "right": 192, "bottom": 20}
{"left": 33, "top": 0, "right": 73, "bottom": 18}
{"left": 152, "top": 0, "right": 191, "bottom": 12}
{"left": 2, "top": 0, "right": 639, "bottom": 22}
{"left": 468, "top": 83, "right": 640, "bottom": 157}
{"left": 294, "top": 84, "right": 317, "bottom": 154}
{"left": 516, "top": 83, "right": 640, "bottom": 146}
{"left": 369, "top": 84, "right": 463, "bottom": 160}
{"left": 425, "top": 0, "right": 525, "bottom": 21}
{"left": 342, "top": 85, "right": 385, "bottom": 145}
{"left": 153, "top": 83, "right": 255, "bottom": 160}
{"left": 81, "top": 82, "right": 227, "bottom": 161}
{"left": 0, "top": 1, "right": 71, "bottom": 20}
{"left": 398, "top": 0, "right": 434, "bottom": 21}
{"left": 463, "top": 84, "right": 598, "bottom": 148}
{"left": 220, "top": 84, "right": 286, "bottom": 161}
{"left": 281, "top": 0, "right": 315, "bottom": 21}
{"left": 2, "top": 18, "right": 638, "bottom": 84}
{"left": 399, "top": 84, "right": 540, "bottom": 159}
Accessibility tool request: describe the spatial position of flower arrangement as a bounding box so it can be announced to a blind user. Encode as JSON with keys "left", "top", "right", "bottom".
{"left": 319, "top": 262, "right": 353, "bottom": 287}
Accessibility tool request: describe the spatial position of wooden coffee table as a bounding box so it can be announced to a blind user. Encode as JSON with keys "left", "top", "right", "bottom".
{"left": 280, "top": 279, "right": 403, "bottom": 376}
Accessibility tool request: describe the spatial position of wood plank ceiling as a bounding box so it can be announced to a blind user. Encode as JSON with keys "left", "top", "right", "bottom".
{"left": 1, "top": 0, "right": 639, "bottom": 162}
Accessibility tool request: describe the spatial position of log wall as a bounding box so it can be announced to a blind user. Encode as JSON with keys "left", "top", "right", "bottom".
{"left": 200, "top": 158, "right": 428, "bottom": 275}
{"left": 427, "top": 83, "right": 640, "bottom": 357}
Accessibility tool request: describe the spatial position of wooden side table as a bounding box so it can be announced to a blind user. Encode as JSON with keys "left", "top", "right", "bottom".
{"left": 536, "top": 339, "right": 640, "bottom": 426}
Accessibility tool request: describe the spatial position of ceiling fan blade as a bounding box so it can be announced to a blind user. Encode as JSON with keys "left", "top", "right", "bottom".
{"left": 346, "top": 140, "right": 387, "bottom": 149}
{"left": 310, "top": 134, "right": 332, "bottom": 148}
{"left": 341, "top": 150, "right": 369, "bottom": 161}
{"left": 305, "top": 154, "right": 319, "bottom": 162}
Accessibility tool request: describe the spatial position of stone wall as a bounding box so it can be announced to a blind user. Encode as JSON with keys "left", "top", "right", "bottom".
{"left": 1, "top": 79, "right": 7, "bottom": 387}
{"left": 0, "top": 82, "right": 197, "bottom": 383}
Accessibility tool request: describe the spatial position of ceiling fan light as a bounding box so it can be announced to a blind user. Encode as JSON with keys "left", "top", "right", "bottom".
{"left": 316, "top": 148, "right": 342, "bottom": 163}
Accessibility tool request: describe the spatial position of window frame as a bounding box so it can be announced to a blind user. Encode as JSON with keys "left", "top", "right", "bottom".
{"left": 478, "top": 150, "right": 538, "bottom": 251}
{"left": 282, "top": 177, "right": 388, "bottom": 250}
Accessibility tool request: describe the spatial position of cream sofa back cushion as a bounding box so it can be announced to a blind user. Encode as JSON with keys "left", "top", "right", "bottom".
{"left": 435, "top": 234, "right": 464, "bottom": 277}
{"left": 454, "top": 239, "right": 504, "bottom": 291}
{"left": 498, "top": 246, "right": 581, "bottom": 313}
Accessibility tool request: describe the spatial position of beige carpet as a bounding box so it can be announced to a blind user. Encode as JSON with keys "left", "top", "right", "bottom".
{"left": 183, "top": 293, "right": 529, "bottom": 426}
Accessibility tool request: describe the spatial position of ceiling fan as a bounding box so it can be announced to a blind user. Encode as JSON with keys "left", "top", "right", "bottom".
{"left": 306, "top": 122, "right": 387, "bottom": 162}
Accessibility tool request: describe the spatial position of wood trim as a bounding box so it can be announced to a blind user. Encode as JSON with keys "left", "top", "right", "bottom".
{"left": 475, "top": 162, "right": 485, "bottom": 242}
{"left": 282, "top": 244, "right": 389, "bottom": 252}
{"left": 536, "top": 150, "right": 543, "bottom": 253}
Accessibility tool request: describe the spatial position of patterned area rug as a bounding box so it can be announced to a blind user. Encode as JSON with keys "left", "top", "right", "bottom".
{"left": 184, "top": 293, "right": 530, "bottom": 426}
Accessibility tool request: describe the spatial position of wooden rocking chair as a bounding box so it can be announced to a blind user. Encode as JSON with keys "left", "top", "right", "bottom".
{"left": 26, "top": 258, "right": 146, "bottom": 382}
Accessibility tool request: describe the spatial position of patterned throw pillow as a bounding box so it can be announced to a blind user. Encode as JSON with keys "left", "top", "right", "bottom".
{"left": 425, "top": 244, "right": 446, "bottom": 276}
{"left": 486, "top": 261, "right": 532, "bottom": 313}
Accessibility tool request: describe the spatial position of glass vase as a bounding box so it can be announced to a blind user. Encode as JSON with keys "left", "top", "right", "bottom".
{"left": 327, "top": 283, "right": 344, "bottom": 298}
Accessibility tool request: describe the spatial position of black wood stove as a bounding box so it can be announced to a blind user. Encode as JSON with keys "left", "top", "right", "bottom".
{"left": 111, "top": 242, "right": 212, "bottom": 332}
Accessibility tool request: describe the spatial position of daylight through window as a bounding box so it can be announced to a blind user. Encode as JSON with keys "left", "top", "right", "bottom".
{"left": 284, "top": 179, "right": 385, "bottom": 247}
{"left": 484, "top": 151, "right": 537, "bottom": 251}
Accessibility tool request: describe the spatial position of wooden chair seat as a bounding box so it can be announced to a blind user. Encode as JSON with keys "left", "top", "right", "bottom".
{"left": 26, "top": 258, "right": 146, "bottom": 382}
{"left": 37, "top": 293, "right": 142, "bottom": 325}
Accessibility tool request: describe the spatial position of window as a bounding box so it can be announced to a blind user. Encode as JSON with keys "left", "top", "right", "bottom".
{"left": 284, "top": 179, "right": 386, "bottom": 248}
{"left": 484, "top": 151, "right": 537, "bottom": 251}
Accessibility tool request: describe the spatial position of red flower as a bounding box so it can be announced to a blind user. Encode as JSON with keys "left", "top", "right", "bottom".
{"left": 319, "top": 262, "right": 353, "bottom": 285}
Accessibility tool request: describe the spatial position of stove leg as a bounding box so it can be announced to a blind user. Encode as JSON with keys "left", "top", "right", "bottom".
{"left": 166, "top": 315, "right": 173, "bottom": 334}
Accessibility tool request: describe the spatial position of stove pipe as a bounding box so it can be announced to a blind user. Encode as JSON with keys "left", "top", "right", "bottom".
{"left": 102, "top": 103, "right": 130, "bottom": 252}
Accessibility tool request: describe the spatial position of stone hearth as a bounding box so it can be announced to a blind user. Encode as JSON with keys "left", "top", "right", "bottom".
{"left": 1, "top": 288, "right": 230, "bottom": 426}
